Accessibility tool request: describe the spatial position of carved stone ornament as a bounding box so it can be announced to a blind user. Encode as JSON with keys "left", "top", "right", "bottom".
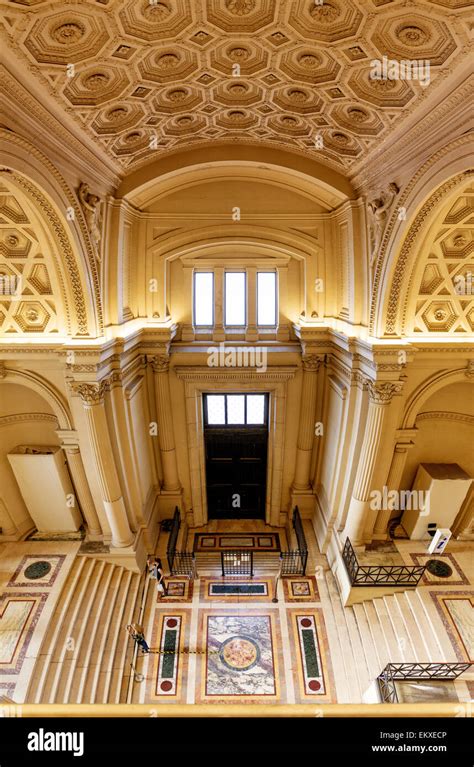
{"left": 0, "top": 363, "right": 7, "bottom": 379}
{"left": 465, "top": 360, "right": 474, "bottom": 379}
{"left": 78, "top": 182, "right": 102, "bottom": 256}
{"left": 366, "top": 380, "right": 403, "bottom": 404}
{"left": 72, "top": 381, "right": 107, "bottom": 405}
{"left": 302, "top": 354, "right": 324, "bottom": 372}
{"left": 367, "top": 182, "right": 400, "bottom": 267}
{"left": 149, "top": 354, "right": 170, "bottom": 373}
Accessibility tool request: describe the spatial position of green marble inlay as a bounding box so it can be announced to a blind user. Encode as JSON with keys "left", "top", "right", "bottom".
{"left": 302, "top": 629, "right": 319, "bottom": 678}
{"left": 161, "top": 630, "right": 177, "bottom": 678}
{"left": 24, "top": 561, "right": 52, "bottom": 580}
{"left": 211, "top": 584, "right": 266, "bottom": 595}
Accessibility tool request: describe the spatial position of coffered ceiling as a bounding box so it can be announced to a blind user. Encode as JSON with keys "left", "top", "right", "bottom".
{"left": 1, "top": 0, "right": 472, "bottom": 176}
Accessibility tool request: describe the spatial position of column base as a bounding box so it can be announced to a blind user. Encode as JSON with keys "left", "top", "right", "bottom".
{"left": 181, "top": 324, "right": 195, "bottom": 341}
{"left": 290, "top": 488, "right": 316, "bottom": 517}
{"left": 157, "top": 489, "right": 185, "bottom": 520}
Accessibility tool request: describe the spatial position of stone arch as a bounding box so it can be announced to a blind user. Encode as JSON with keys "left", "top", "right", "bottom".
{"left": 0, "top": 366, "right": 72, "bottom": 430}
{"left": 401, "top": 367, "right": 473, "bottom": 430}
{"left": 370, "top": 134, "right": 473, "bottom": 337}
{"left": 1, "top": 129, "right": 103, "bottom": 336}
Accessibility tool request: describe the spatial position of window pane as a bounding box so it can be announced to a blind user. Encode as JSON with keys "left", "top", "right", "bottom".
{"left": 257, "top": 272, "right": 277, "bottom": 326}
{"left": 194, "top": 272, "right": 213, "bottom": 326}
{"left": 227, "top": 394, "right": 245, "bottom": 424}
{"left": 206, "top": 395, "right": 225, "bottom": 424}
{"left": 225, "top": 272, "right": 246, "bottom": 326}
{"left": 246, "top": 395, "right": 265, "bottom": 425}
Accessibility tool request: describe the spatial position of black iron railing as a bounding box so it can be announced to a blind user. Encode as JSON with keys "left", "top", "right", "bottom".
{"left": 280, "top": 506, "right": 309, "bottom": 575}
{"left": 280, "top": 550, "right": 306, "bottom": 575}
{"left": 221, "top": 550, "right": 254, "bottom": 577}
{"left": 166, "top": 507, "right": 180, "bottom": 572}
{"left": 377, "top": 662, "right": 472, "bottom": 703}
{"left": 342, "top": 538, "right": 425, "bottom": 587}
{"left": 170, "top": 551, "right": 196, "bottom": 577}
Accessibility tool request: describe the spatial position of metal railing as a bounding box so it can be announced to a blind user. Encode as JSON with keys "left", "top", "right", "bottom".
{"left": 171, "top": 551, "right": 196, "bottom": 578}
{"left": 377, "top": 662, "right": 472, "bottom": 703}
{"left": 221, "top": 550, "right": 254, "bottom": 577}
{"left": 281, "top": 506, "right": 308, "bottom": 575}
{"left": 280, "top": 549, "right": 308, "bottom": 576}
{"left": 342, "top": 538, "right": 425, "bottom": 586}
{"left": 166, "top": 507, "right": 180, "bottom": 572}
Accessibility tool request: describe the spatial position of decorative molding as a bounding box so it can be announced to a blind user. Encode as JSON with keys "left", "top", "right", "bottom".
{"left": 366, "top": 380, "right": 403, "bottom": 404}
{"left": 175, "top": 366, "right": 296, "bottom": 382}
{"left": 302, "top": 354, "right": 324, "bottom": 372}
{"left": 69, "top": 381, "right": 107, "bottom": 405}
{"left": 465, "top": 360, "right": 474, "bottom": 379}
{"left": 148, "top": 354, "right": 170, "bottom": 373}
{"left": 1, "top": 130, "right": 104, "bottom": 334}
{"left": 416, "top": 411, "right": 474, "bottom": 426}
{"left": 0, "top": 413, "right": 58, "bottom": 428}
{"left": 367, "top": 181, "right": 399, "bottom": 268}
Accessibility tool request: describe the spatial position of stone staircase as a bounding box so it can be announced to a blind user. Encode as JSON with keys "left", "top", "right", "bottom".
{"left": 320, "top": 567, "right": 464, "bottom": 703}
{"left": 26, "top": 556, "right": 152, "bottom": 704}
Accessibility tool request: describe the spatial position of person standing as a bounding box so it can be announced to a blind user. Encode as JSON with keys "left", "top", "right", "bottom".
{"left": 127, "top": 623, "right": 149, "bottom": 654}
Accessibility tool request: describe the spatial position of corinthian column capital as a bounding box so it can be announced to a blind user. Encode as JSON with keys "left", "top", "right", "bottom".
{"left": 71, "top": 381, "right": 107, "bottom": 406}
{"left": 366, "top": 380, "right": 403, "bottom": 404}
{"left": 148, "top": 354, "right": 169, "bottom": 374}
{"left": 302, "top": 354, "right": 324, "bottom": 373}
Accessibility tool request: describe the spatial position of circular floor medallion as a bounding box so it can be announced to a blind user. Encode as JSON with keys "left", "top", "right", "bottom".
{"left": 425, "top": 559, "right": 453, "bottom": 578}
{"left": 219, "top": 635, "right": 260, "bottom": 672}
{"left": 24, "top": 560, "right": 52, "bottom": 580}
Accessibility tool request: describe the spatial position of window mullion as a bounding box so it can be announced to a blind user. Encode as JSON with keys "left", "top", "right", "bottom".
{"left": 246, "top": 266, "right": 258, "bottom": 342}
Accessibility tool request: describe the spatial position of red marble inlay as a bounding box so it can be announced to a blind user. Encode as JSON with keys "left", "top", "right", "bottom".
{"left": 308, "top": 680, "right": 321, "bottom": 691}
{"left": 166, "top": 618, "right": 178, "bottom": 628}
{"left": 160, "top": 680, "right": 173, "bottom": 692}
{"left": 300, "top": 618, "right": 312, "bottom": 628}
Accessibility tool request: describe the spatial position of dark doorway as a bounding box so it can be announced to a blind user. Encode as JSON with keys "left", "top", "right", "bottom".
{"left": 203, "top": 393, "right": 268, "bottom": 520}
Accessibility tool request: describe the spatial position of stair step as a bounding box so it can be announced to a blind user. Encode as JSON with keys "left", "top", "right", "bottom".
{"left": 372, "top": 598, "right": 404, "bottom": 663}
{"left": 351, "top": 604, "right": 382, "bottom": 681}
{"left": 96, "top": 570, "right": 134, "bottom": 703}
{"left": 394, "top": 592, "right": 432, "bottom": 662}
{"left": 27, "top": 558, "right": 88, "bottom": 703}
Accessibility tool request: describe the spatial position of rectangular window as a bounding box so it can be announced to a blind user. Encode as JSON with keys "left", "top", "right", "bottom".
{"left": 225, "top": 272, "right": 246, "bottom": 326}
{"left": 205, "top": 394, "right": 226, "bottom": 425}
{"left": 257, "top": 272, "right": 277, "bottom": 326}
{"left": 194, "top": 272, "right": 214, "bottom": 326}
{"left": 204, "top": 393, "right": 268, "bottom": 427}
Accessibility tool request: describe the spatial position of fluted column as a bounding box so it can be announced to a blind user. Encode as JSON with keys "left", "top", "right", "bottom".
{"left": 73, "top": 382, "right": 134, "bottom": 548}
{"left": 373, "top": 437, "right": 415, "bottom": 536}
{"left": 293, "top": 355, "right": 323, "bottom": 490}
{"left": 343, "top": 381, "right": 402, "bottom": 546}
{"left": 149, "top": 356, "right": 181, "bottom": 492}
{"left": 63, "top": 446, "right": 102, "bottom": 536}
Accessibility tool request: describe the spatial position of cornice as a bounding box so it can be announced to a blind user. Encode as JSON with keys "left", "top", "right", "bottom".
{"left": 350, "top": 70, "right": 474, "bottom": 195}
{"left": 416, "top": 411, "right": 474, "bottom": 426}
{"left": 174, "top": 366, "right": 297, "bottom": 382}
{"left": 1, "top": 65, "right": 120, "bottom": 190}
{"left": 0, "top": 413, "right": 58, "bottom": 428}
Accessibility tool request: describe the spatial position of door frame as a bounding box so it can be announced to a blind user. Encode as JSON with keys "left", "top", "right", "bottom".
{"left": 175, "top": 367, "right": 296, "bottom": 527}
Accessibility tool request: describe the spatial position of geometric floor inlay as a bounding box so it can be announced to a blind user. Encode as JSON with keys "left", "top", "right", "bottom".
{"left": 0, "top": 593, "right": 48, "bottom": 674}
{"left": 282, "top": 576, "right": 320, "bottom": 602}
{"left": 430, "top": 591, "right": 474, "bottom": 662}
{"left": 7, "top": 555, "right": 66, "bottom": 589}
{"left": 198, "top": 612, "right": 279, "bottom": 701}
{"left": 287, "top": 608, "right": 335, "bottom": 703}
{"left": 200, "top": 578, "right": 275, "bottom": 602}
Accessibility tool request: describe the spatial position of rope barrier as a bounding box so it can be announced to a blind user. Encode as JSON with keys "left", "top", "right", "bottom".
{"left": 147, "top": 649, "right": 219, "bottom": 655}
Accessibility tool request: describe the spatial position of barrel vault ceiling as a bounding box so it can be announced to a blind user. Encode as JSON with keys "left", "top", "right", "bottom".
{"left": 1, "top": 0, "right": 472, "bottom": 175}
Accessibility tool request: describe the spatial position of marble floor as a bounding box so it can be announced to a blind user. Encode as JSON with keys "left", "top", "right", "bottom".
{"left": 0, "top": 525, "right": 472, "bottom": 706}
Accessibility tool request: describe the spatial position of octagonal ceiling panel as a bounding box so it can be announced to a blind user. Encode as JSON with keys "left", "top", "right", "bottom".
{"left": 2, "top": 0, "right": 471, "bottom": 174}
{"left": 118, "top": 0, "right": 194, "bottom": 41}
{"left": 24, "top": 10, "right": 110, "bottom": 65}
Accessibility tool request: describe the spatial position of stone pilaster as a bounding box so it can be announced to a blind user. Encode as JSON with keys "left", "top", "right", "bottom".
{"left": 149, "top": 355, "right": 181, "bottom": 494}
{"left": 373, "top": 434, "right": 416, "bottom": 537}
{"left": 72, "top": 382, "right": 134, "bottom": 548}
{"left": 343, "top": 380, "right": 402, "bottom": 546}
{"left": 59, "top": 436, "right": 102, "bottom": 537}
